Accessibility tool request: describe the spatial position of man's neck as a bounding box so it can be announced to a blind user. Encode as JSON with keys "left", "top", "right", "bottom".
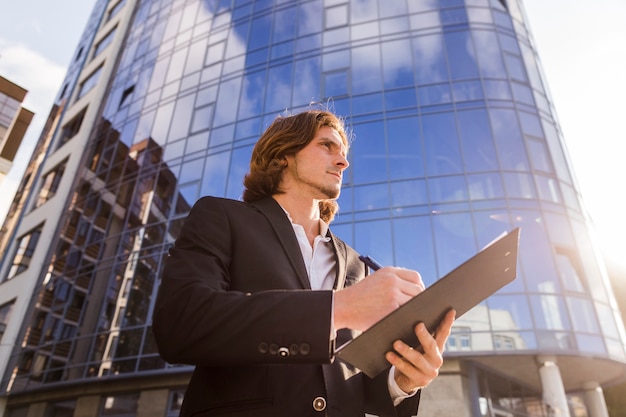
{"left": 272, "top": 194, "right": 321, "bottom": 239}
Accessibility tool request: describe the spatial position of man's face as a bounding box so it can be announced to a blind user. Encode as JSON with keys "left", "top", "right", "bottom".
{"left": 282, "top": 126, "right": 349, "bottom": 200}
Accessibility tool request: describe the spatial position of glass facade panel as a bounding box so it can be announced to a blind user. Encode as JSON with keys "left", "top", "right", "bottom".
{"left": 422, "top": 113, "right": 462, "bottom": 176}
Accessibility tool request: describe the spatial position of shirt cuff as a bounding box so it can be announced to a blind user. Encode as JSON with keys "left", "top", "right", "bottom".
{"left": 387, "top": 366, "right": 419, "bottom": 406}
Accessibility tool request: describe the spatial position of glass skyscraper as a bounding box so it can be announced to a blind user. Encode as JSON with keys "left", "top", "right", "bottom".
{"left": 0, "top": 0, "right": 622, "bottom": 416}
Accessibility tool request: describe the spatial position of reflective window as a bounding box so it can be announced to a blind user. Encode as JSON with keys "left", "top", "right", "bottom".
{"left": 447, "top": 325, "right": 472, "bottom": 352}
{"left": 489, "top": 109, "right": 529, "bottom": 171}
{"left": 0, "top": 299, "right": 15, "bottom": 343}
{"left": 432, "top": 212, "right": 475, "bottom": 275}
{"left": 428, "top": 175, "right": 467, "bottom": 203}
{"left": 467, "top": 173, "right": 504, "bottom": 200}
{"left": 386, "top": 117, "right": 424, "bottom": 179}
{"left": 58, "top": 106, "right": 88, "bottom": 147}
{"left": 100, "top": 393, "right": 139, "bottom": 416}
{"left": 530, "top": 295, "right": 571, "bottom": 331}
{"left": 596, "top": 303, "right": 620, "bottom": 339}
{"left": 294, "top": 57, "right": 321, "bottom": 102}
{"left": 541, "top": 121, "right": 571, "bottom": 182}
{"left": 392, "top": 216, "right": 436, "bottom": 284}
{"left": 422, "top": 112, "right": 462, "bottom": 175}
{"left": 354, "top": 219, "right": 393, "bottom": 267}
{"left": 513, "top": 210, "right": 561, "bottom": 293}
{"left": 488, "top": 295, "right": 533, "bottom": 330}
{"left": 567, "top": 296, "right": 600, "bottom": 334}
{"left": 45, "top": 399, "right": 76, "bottom": 417}
{"left": 535, "top": 174, "right": 561, "bottom": 203}
{"left": 451, "top": 80, "right": 483, "bottom": 102}
{"left": 106, "top": 0, "right": 126, "bottom": 23}
{"left": 167, "top": 388, "right": 185, "bottom": 417}
{"left": 352, "top": 44, "right": 382, "bottom": 94}
{"left": 354, "top": 183, "right": 388, "bottom": 212}
{"left": 265, "top": 63, "right": 293, "bottom": 112}
{"left": 36, "top": 160, "right": 67, "bottom": 208}
{"left": 77, "top": 65, "right": 103, "bottom": 99}
{"left": 93, "top": 26, "right": 117, "bottom": 59}
{"left": 5, "top": 225, "right": 43, "bottom": 280}
{"left": 249, "top": 15, "right": 272, "bottom": 50}
{"left": 384, "top": 88, "right": 417, "bottom": 110}
{"left": 418, "top": 83, "right": 452, "bottom": 106}
{"left": 457, "top": 109, "right": 498, "bottom": 172}
{"left": 412, "top": 34, "right": 447, "bottom": 84}
{"left": 325, "top": 4, "right": 348, "bottom": 29}
{"left": 554, "top": 248, "right": 585, "bottom": 292}
{"left": 445, "top": 31, "right": 479, "bottom": 80}
{"left": 575, "top": 334, "right": 606, "bottom": 355}
{"left": 381, "top": 39, "right": 414, "bottom": 88}
{"left": 526, "top": 137, "right": 552, "bottom": 173}
{"left": 351, "top": 121, "right": 386, "bottom": 184}
{"left": 191, "top": 103, "right": 214, "bottom": 133}
{"left": 502, "top": 172, "right": 535, "bottom": 199}
{"left": 504, "top": 53, "right": 527, "bottom": 82}
{"left": 571, "top": 221, "right": 608, "bottom": 303}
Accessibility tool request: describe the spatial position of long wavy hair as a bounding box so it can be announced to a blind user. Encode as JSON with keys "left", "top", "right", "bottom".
{"left": 243, "top": 110, "right": 349, "bottom": 223}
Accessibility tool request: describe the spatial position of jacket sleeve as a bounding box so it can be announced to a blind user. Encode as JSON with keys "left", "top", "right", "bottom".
{"left": 152, "top": 197, "right": 335, "bottom": 367}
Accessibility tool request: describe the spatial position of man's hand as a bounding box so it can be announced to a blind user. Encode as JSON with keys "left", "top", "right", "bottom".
{"left": 387, "top": 309, "right": 456, "bottom": 393}
{"left": 333, "top": 267, "right": 425, "bottom": 331}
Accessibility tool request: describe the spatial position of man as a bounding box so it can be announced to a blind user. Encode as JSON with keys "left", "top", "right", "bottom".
{"left": 153, "top": 109, "right": 455, "bottom": 416}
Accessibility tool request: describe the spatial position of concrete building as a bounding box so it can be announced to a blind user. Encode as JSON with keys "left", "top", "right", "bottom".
{"left": 0, "top": 76, "right": 34, "bottom": 183}
{"left": 0, "top": 0, "right": 621, "bottom": 416}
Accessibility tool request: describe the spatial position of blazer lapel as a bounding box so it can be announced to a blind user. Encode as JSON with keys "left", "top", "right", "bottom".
{"left": 327, "top": 229, "right": 347, "bottom": 290}
{"left": 250, "top": 197, "right": 311, "bottom": 289}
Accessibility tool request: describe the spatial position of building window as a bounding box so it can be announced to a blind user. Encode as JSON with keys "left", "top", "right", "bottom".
{"left": 0, "top": 299, "right": 15, "bottom": 343}
{"left": 106, "top": 0, "right": 126, "bottom": 22}
{"left": 77, "top": 66, "right": 103, "bottom": 99}
{"left": 75, "top": 46, "right": 84, "bottom": 62}
{"left": 35, "top": 160, "right": 67, "bottom": 208}
{"left": 494, "top": 334, "right": 517, "bottom": 350}
{"left": 45, "top": 399, "right": 76, "bottom": 417}
{"left": 0, "top": 94, "right": 20, "bottom": 127}
{"left": 93, "top": 27, "right": 117, "bottom": 59}
{"left": 58, "top": 107, "right": 88, "bottom": 147}
{"left": 99, "top": 393, "right": 138, "bottom": 416}
{"left": 5, "top": 225, "right": 43, "bottom": 280}
{"left": 167, "top": 389, "right": 185, "bottom": 417}
{"left": 555, "top": 247, "right": 586, "bottom": 293}
{"left": 447, "top": 326, "right": 472, "bottom": 352}
{"left": 119, "top": 85, "right": 134, "bottom": 109}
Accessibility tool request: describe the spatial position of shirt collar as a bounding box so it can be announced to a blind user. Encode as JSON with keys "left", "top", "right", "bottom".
{"left": 280, "top": 205, "right": 330, "bottom": 239}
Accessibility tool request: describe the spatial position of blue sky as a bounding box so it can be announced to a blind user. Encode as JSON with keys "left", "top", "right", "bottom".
{"left": 1, "top": 0, "right": 624, "bottom": 266}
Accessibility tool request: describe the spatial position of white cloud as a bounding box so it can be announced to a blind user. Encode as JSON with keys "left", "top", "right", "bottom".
{"left": 0, "top": 39, "right": 66, "bottom": 111}
{"left": 0, "top": 40, "right": 67, "bottom": 221}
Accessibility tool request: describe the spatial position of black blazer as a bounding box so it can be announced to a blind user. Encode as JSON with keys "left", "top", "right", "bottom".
{"left": 153, "top": 196, "right": 420, "bottom": 416}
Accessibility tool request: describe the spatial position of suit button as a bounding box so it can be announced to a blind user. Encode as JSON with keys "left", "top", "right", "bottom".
{"left": 258, "top": 342, "right": 268, "bottom": 354}
{"left": 300, "top": 343, "right": 311, "bottom": 355}
{"left": 278, "top": 347, "right": 289, "bottom": 357}
{"left": 269, "top": 344, "right": 279, "bottom": 355}
{"left": 313, "top": 396, "right": 326, "bottom": 412}
{"left": 289, "top": 344, "right": 299, "bottom": 355}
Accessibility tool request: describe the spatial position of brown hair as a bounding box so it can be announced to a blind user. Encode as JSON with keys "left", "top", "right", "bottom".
{"left": 243, "top": 110, "right": 349, "bottom": 223}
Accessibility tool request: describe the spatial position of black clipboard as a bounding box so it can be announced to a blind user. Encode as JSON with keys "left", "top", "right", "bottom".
{"left": 335, "top": 228, "right": 520, "bottom": 378}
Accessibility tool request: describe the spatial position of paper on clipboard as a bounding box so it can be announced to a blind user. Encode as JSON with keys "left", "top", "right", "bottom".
{"left": 335, "top": 228, "right": 520, "bottom": 378}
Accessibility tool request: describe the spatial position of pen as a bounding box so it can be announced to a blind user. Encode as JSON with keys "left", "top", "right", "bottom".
{"left": 358, "top": 255, "right": 383, "bottom": 271}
